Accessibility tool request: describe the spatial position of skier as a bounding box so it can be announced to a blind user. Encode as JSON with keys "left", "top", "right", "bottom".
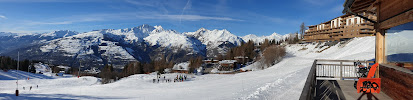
{"left": 184, "top": 75, "right": 187, "bottom": 80}
{"left": 37, "top": 85, "right": 38, "bottom": 88}
{"left": 30, "top": 86, "right": 32, "bottom": 91}
{"left": 23, "top": 87, "right": 25, "bottom": 90}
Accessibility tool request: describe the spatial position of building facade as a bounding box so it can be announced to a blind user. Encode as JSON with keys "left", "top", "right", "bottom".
{"left": 304, "top": 13, "right": 376, "bottom": 42}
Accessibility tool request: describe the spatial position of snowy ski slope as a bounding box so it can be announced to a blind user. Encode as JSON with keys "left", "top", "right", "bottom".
{"left": 0, "top": 36, "right": 375, "bottom": 100}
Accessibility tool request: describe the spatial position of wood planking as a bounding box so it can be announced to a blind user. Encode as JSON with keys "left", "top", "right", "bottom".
{"left": 379, "top": 65, "right": 413, "bottom": 100}
{"left": 378, "top": 10, "right": 413, "bottom": 29}
{"left": 379, "top": 0, "right": 413, "bottom": 22}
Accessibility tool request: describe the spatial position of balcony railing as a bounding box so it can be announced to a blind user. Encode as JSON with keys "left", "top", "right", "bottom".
{"left": 299, "top": 59, "right": 375, "bottom": 100}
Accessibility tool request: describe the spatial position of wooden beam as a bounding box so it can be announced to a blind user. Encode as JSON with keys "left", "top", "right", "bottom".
{"left": 351, "top": 0, "right": 375, "bottom": 12}
{"left": 350, "top": 0, "right": 375, "bottom": 13}
{"left": 378, "top": 0, "right": 413, "bottom": 22}
{"left": 378, "top": 9, "right": 413, "bottom": 29}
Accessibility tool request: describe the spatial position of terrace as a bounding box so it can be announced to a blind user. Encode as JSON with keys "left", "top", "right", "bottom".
{"left": 299, "top": 59, "right": 393, "bottom": 100}
{"left": 300, "top": 0, "right": 413, "bottom": 99}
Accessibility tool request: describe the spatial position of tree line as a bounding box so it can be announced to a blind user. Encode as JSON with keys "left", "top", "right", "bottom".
{"left": 100, "top": 54, "right": 175, "bottom": 84}
{"left": 0, "top": 56, "right": 37, "bottom": 73}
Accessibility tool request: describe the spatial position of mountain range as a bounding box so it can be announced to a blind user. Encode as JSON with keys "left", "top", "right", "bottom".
{"left": 0, "top": 24, "right": 290, "bottom": 69}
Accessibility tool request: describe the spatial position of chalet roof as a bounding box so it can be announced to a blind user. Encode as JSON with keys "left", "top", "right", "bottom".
{"left": 343, "top": 0, "right": 376, "bottom": 14}
{"left": 219, "top": 60, "right": 237, "bottom": 64}
{"left": 56, "top": 65, "right": 70, "bottom": 69}
{"left": 203, "top": 59, "right": 219, "bottom": 62}
{"left": 234, "top": 56, "right": 248, "bottom": 59}
{"left": 343, "top": 0, "right": 355, "bottom": 13}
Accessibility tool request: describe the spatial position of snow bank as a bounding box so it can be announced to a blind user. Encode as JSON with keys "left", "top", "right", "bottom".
{"left": 172, "top": 62, "right": 189, "bottom": 71}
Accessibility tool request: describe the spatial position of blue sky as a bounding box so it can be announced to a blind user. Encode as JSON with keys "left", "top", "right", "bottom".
{"left": 0, "top": 0, "right": 344, "bottom": 36}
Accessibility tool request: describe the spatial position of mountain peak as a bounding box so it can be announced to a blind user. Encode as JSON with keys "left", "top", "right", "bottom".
{"left": 241, "top": 32, "right": 284, "bottom": 43}
{"left": 40, "top": 30, "right": 79, "bottom": 38}
{"left": 269, "top": 32, "right": 280, "bottom": 36}
{"left": 154, "top": 25, "right": 164, "bottom": 31}
{"left": 197, "top": 27, "right": 207, "bottom": 32}
{"left": 135, "top": 24, "right": 153, "bottom": 30}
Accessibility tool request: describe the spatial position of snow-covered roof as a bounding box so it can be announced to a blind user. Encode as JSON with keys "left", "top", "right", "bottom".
{"left": 56, "top": 65, "right": 70, "bottom": 69}
{"left": 84, "top": 67, "right": 100, "bottom": 74}
{"left": 219, "top": 60, "right": 237, "bottom": 64}
{"left": 33, "top": 62, "right": 51, "bottom": 73}
{"left": 172, "top": 62, "right": 189, "bottom": 71}
{"left": 234, "top": 56, "right": 248, "bottom": 59}
{"left": 203, "top": 59, "right": 219, "bottom": 62}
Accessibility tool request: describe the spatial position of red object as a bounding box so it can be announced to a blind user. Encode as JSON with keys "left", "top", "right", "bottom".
{"left": 27, "top": 77, "right": 29, "bottom": 80}
{"left": 357, "top": 63, "right": 381, "bottom": 93}
{"left": 78, "top": 76, "right": 79, "bottom": 78}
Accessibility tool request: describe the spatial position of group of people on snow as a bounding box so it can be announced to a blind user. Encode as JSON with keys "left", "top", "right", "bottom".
{"left": 22, "top": 85, "right": 38, "bottom": 91}
{"left": 152, "top": 74, "right": 188, "bottom": 83}
{"left": 174, "top": 74, "right": 187, "bottom": 82}
{"left": 153, "top": 75, "right": 171, "bottom": 83}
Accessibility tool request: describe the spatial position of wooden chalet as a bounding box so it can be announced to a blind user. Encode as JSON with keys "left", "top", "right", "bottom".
{"left": 234, "top": 56, "right": 248, "bottom": 64}
{"left": 304, "top": 13, "right": 376, "bottom": 42}
{"left": 172, "top": 63, "right": 189, "bottom": 73}
{"left": 202, "top": 59, "right": 219, "bottom": 64}
{"left": 218, "top": 60, "right": 237, "bottom": 71}
{"left": 343, "top": 0, "right": 413, "bottom": 99}
{"left": 300, "top": 0, "right": 413, "bottom": 99}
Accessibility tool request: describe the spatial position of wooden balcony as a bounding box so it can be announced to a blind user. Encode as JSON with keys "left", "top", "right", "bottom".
{"left": 299, "top": 59, "right": 393, "bottom": 100}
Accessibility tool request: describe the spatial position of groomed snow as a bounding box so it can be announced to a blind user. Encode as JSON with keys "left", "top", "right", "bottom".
{"left": 0, "top": 36, "right": 376, "bottom": 100}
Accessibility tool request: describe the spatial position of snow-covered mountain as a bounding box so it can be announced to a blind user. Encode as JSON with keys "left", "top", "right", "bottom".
{"left": 144, "top": 26, "right": 206, "bottom": 58}
{"left": 40, "top": 30, "right": 79, "bottom": 38}
{"left": 185, "top": 28, "right": 244, "bottom": 57}
{"left": 0, "top": 32, "right": 16, "bottom": 36}
{"left": 242, "top": 32, "right": 284, "bottom": 43}
{"left": 1, "top": 25, "right": 208, "bottom": 68}
{"left": 0, "top": 24, "right": 286, "bottom": 68}
{"left": 35, "top": 25, "right": 159, "bottom": 68}
{"left": 0, "top": 30, "right": 80, "bottom": 54}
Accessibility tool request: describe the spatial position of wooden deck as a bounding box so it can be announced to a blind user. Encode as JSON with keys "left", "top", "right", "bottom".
{"left": 315, "top": 80, "right": 392, "bottom": 100}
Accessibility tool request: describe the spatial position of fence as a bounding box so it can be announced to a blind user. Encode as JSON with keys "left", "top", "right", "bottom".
{"left": 316, "top": 59, "right": 374, "bottom": 80}
{"left": 299, "top": 59, "right": 375, "bottom": 100}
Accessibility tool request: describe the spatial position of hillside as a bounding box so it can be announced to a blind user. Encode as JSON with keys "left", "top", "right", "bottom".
{"left": 0, "top": 25, "right": 257, "bottom": 68}
{"left": 0, "top": 36, "right": 375, "bottom": 100}
{"left": 0, "top": 70, "right": 53, "bottom": 80}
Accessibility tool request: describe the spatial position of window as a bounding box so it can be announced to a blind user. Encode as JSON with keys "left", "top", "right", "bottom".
{"left": 385, "top": 22, "right": 413, "bottom": 63}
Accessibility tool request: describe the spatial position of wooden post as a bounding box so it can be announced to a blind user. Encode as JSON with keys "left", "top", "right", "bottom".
{"left": 375, "top": 29, "right": 385, "bottom": 78}
{"left": 340, "top": 62, "right": 343, "bottom": 80}
{"left": 374, "top": 2, "right": 382, "bottom": 78}
{"left": 375, "top": 30, "right": 386, "bottom": 78}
